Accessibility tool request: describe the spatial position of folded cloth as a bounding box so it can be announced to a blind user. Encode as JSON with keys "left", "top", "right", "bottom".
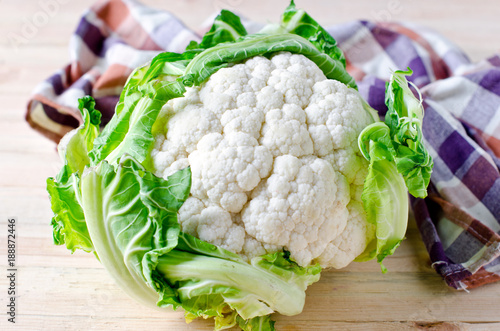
{"left": 26, "top": 0, "right": 199, "bottom": 142}
{"left": 26, "top": 0, "right": 500, "bottom": 289}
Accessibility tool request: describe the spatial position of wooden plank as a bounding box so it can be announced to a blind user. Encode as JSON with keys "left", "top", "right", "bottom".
{"left": 8, "top": 316, "right": 497, "bottom": 331}
{"left": 3, "top": 264, "right": 498, "bottom": 327}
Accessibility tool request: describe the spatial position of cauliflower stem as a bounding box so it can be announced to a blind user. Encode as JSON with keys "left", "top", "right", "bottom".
{"left": 157, "top": 249, "right": 319, "bottom": 319}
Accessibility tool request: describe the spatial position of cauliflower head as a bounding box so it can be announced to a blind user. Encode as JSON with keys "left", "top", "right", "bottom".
{"left": 151, "top": 52, "right": 376, "bottom": 268}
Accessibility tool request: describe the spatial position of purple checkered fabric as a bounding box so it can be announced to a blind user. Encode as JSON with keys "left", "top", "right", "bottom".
{"left": 27, "top": 0, "right": 500, "bottom": 289}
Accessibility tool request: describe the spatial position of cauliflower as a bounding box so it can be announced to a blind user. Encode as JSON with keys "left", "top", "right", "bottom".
{"left": 151, "top": 52, "right": 376, "bottom": 268}
{"left": 49, "top": 4, "right": 432, "bottom": 329}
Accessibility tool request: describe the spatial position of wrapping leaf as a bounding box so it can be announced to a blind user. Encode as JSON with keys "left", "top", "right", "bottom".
{"left": 47, "top": 96, "right": 101, "bottom": 253}
{"left": 357, "top": 69, "right": 433, "bottom": 270}
{"left": 384, "top": 68, "right": 433, "bottom": 198}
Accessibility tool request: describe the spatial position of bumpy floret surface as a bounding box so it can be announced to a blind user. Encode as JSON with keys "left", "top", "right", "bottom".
{"left": 151, "top": 52, "right": 375, "bottom": 268}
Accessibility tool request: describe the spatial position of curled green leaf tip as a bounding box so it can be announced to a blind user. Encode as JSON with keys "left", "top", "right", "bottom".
{"left": 78, "top": 96, "right": 102, "bottom": 126}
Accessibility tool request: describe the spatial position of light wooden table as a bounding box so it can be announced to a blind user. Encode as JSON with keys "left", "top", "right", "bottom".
{"left": 1, "top": 0, "right": 500, "bottom": 330}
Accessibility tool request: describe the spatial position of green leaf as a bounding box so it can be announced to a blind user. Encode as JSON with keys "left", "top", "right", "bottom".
{"left": 384, "top": 68, "right": 433, "bottom": 198}
{"left": 80, "top": 155, "right": 191, "bottom": 308}
{"left": 47, "top": 96, "right": 102, "bottom": 252}
{"left": 354, "top": 157, "right": 408, "bottom": 271}
{"left": 47, "top": 169, "right": 93, "bottom": 253}
{"left": 279, "top": 0, "right": 355, "bottom": 89}
{"left": 237, "top": 314, "right": 276, "bottom": 331}
{"left": 156, "top": 246, "right": 320, "bottom": 320}
{"left": 78, "top": 96, "right": 102, "bottom": 126}
{"left": 181, "top": 32, "right": 355, "bottom": 89}
{"left": 357, "top": 69, "right": 433, "bottom": 270}
{"left": 102, "top": 80, "right": 186, "bottom": 168}
{"left": 90, "top": 80, "right": 186, "bottom": 167}
{"left": 89, "top": 53, "right": 191, "bottom": 168}
{"left": 187, "top": 9, "right": 248, "bottom": 51}
{"left": 58, "top": 96, "right": 101, "bottom": 175}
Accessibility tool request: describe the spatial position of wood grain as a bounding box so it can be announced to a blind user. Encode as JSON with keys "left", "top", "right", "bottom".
{"left": 1, "top": 1, "right": 499, "bottom": 330}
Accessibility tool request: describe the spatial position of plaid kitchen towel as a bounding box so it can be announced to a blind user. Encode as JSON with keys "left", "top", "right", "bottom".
{"left": 26, "top": 0, "right": 199, "bottom": 142}
{"left": 26, "top": 0, "right": 500, "bottom": 290}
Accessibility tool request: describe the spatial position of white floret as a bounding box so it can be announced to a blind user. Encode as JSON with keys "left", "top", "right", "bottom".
{"left": 151, "top": 94, "right": 223, "bottom": 177}
{"left": 221, "top": 106, "right": 265, "bottom": 140}
{"left": 305, "top": 79, "right": 373, "bottom": 185}
{"left": 245, "top": 55, "right": 275, "bottom": 81}
{"left": 241, "top": 155, "right": 349, "bottom": 267}
{"left": 256, "top": 86, "right": 284, "bottom": 111}
{"left": 178, "top": 197, "right": 246, "bottom": 253}
{"left": 165, "top": 104, "right": 222, "bottom": 153}
{"left": 315, "top": 201, "right": 375, "bottom": 269}
{"left": 260, "top": 104, "right": 313, "bottom": 157}
{"left": 323, "top": 146, "right": 368, "bottom": 185}
{"left": 199, "top": 64, "right": 253, "bottom": 116}
{"left": 306, "top": 79, "right": 373, "bottom": 151}
{"left": 188, "top": 132, "right": 273, "bottom": 213}
{"left": 267, "top": 53, "right": 325, "bottom": 108}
